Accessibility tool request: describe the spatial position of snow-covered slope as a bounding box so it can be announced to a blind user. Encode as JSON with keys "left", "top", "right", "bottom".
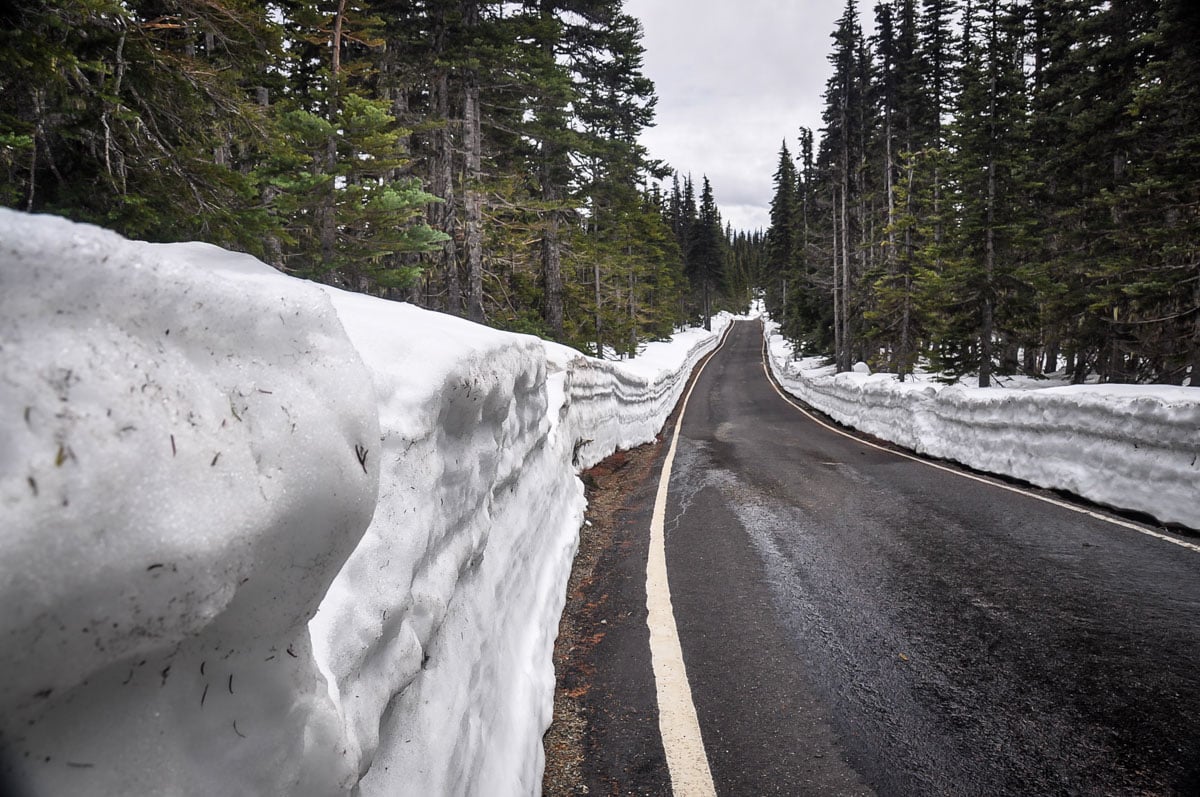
{"left": 0, "top": 209, "right": 729, "bottom": 796}
{"left": 764, "top": 322, "right": 1200, "bottom": 531}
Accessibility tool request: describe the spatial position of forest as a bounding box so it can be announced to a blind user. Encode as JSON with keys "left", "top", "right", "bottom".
{"left": 0, "top": 0, "right": 756, "bottom": 357}
{"left": 5, "top": 1, "right": 1196, "bottom": 384}
{"left": 765, "top": 0, "right": 1199, "bottom": 387}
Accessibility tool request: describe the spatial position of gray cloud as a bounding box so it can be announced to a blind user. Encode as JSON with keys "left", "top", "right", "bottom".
{"left": 626, "top": 0, "right": 876, "bottom": 231}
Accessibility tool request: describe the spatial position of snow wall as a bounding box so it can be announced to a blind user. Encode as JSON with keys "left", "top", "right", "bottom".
{"left": 0, "top": 208, "right": 728, "bottom": 796}
{"left": 764, "top": 323, "right": 1200, "bottom": 531}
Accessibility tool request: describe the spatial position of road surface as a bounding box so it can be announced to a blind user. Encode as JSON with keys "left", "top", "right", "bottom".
{"left": 547, "top": 319, "right": 1200, "bottom": 796}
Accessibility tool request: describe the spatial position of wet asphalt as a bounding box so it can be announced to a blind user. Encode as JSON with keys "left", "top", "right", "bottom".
{"left": 657, "top": 320, "right": 1200, "bottom": 796}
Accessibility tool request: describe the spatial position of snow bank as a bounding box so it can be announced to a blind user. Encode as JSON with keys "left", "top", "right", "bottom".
{"left": 764, "top": 323, "right": 1200, "bottom": 530}
{"left": 0, "top": 210, "right": 379, "bottom": 794}
{"left": 548, "top": 316, "right": 732, "bottom": 472}
{"left": 306, "top": 295, "right": 580, "bottom": 796}
{"left": 0, "top": 209, "right": 726, "bottom": 795}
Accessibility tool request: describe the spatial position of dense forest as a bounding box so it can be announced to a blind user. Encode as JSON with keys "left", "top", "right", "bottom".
{"left": 7, "top": 1, "right": 1193, "bottom": 384}
{"left": 765, "top": 0, "right": 1199, "bottom": 387}
{"left": 0, "top": 0, "right": 753, "bottom": 357}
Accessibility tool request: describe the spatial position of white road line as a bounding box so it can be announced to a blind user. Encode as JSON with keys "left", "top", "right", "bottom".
{"left": 645, "top": 323, "right": 735, "bottom": 797}
{"left": 758, "top": 334, "right": 1200, "bottom": 555}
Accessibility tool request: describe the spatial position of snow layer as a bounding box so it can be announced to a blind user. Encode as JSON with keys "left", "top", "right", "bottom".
{"left": 764, "top": 322, "right": 1200, "bottom": 530}
{"left": 0, "top": 210, "right": 380, "bottom": 794}
{"left": 0, "top": 209, "right": 727, "bottom": 795}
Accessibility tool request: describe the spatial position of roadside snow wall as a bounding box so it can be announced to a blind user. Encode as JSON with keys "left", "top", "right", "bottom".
{"left": 764, "top": 323, "right": 1200, "bottom": 531}
{"left": 0, "top": 209, "right": 726, "bottom": 796}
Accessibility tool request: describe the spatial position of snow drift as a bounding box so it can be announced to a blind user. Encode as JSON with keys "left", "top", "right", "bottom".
{"left": 764, "top": 323, "right": 1200, "bottom": 531}
{"left": 0, "top": 208, "right": 728, "bottom": 796}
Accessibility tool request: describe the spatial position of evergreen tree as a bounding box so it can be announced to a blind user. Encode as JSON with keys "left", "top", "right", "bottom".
{"left": 763, "top": 141, "right": 798, "bottom": 320}
{"left": 785, "top": 127, "right": 833, "bottom": 350}
{"left": 0, "top": 0, "right": 282, "bottom": 248}
{"left": 940, "top": 0, "right": 1037, "bottom": 386}
{"left": 769, "top": 0, "right": 1193, "bottom": 387}
{"left": 686, "top": 176, "right": 727, "bottom": 331}
{"left": 266, "top": 0, "right": 445, "bottom": 290}
{"left": 820, "top": 0, "right": 870, "bottom": 371}
{"left": 1111, "top": 0, "right": 1200, "bottom": 384}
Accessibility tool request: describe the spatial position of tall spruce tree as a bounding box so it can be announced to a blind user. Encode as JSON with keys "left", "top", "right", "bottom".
{"left": 821, "top": 0, "right": 870, "bottom": 371}
{"left": 1111, "top": 0, "right": 1200, "bottom": 384}
{"left": 686, "top": 176, "right": 726, "bottom": 330}
{"left": 764, "top": 141, "right": 799, "bottom": 321}
{"left": 941, "top": 0, "right": 1036, "bottom": 387}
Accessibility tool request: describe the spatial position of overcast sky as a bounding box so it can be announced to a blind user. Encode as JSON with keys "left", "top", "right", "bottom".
{"left": 623, "top": 0, "right": 876, "bottom": 232}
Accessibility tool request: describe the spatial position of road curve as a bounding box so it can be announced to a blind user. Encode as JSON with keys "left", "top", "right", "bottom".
{"left": 662, "top": 319, "right": 1200, "bottom": 795}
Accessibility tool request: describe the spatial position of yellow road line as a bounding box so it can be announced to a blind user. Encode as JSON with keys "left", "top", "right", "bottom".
{"left": 645, "top": 322, "right": 736, "bottom": 797}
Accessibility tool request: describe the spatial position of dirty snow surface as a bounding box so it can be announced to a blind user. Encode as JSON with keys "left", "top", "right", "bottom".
{"left": 765, "top": 322, "right": 1200, "bottom": 531}
{"left": 0, "top": 209, "right": 731, "bottom": 796}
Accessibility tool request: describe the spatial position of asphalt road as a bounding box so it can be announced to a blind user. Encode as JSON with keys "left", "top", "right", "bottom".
{"left": 654, "top": 319, "right": 1200, "bottom": 796}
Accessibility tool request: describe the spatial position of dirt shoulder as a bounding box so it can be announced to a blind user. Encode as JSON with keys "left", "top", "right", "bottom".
{"left": 541, "top": 438, "right": 671, "bottom": 796}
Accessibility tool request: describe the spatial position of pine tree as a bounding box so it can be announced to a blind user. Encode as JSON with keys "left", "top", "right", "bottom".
{"left": 1, "top": 0, "right": 282, "bottom": 248}
{"left": 858, "top": 0, "right": 937, "bottom": 379}
{"left": 941, "top": 0, "right": 1037, "bottom": 387}
{"left": 686, "top": 176, "right": 727, "bottom": 331}
{"left": 785, "top": 127, "right": 834, "bottom": 350}
{"left": 821, "top": 0, "right": 870, "bottom": 371}
{"left": 764, "top": 141, "right": 798, "bottom": 320}
{"left": 265, "top": 0, "right": 445, "bottom": 290}
{"left": 1111, "top": 0, "right": 1200, "bottom": 384}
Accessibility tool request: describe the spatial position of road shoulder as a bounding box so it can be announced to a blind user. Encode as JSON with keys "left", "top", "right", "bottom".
{"left": 542, "top": 441, "right": 671, "bottom": 796}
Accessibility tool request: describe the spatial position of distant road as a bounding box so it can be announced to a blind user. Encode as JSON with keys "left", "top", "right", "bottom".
{"left": 647, "top": 319, "right": 1200, "bottom": 795}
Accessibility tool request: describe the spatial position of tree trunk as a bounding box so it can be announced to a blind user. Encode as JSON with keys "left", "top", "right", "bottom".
{"left": 703, "top": 280, "right": 711, "bottom": 332}
{"left": 1190, "top": 266, "right": 1200, "bottom": 387}
{"left": 1043, "top": 337, "right": 1059, "bottom": 375}
{"left": 899, "top": 157, "right": 917, "bottom": 380}
{"left": 885, "top": 108, "right": 898, "bottom": 375}
{"left": 542, "top": 209, "right": 564, "bottom": 337}
{"left": 629, "top": 268, "right": 637, "bottom": 354}
{"left": 594, "top": 260, "right": 603, "bottom": 356}
{"left": 979, "top": 57, "right": 997, "bottom": 389}
{"left": 538, "top": 0, "right": 565, "bottom": 339}
{"left": 319, "top": 0, "right": 347, "bottom": 282}
{"left": 840, "top": 163, "right": 852, "bottom": 372}
{"left": 431, "top": 67, "right": 461, "bottom": 315}
{"left": 900, "top": 284, "right": 912, "bottom": 382}
{"left": 254, "top": 86, "right": 284, "bottom": 269}
{"left": 980, "top": 151, "right": 996, "bottom": 388}
{"left": 832, "top": 187, "right": 842, "bottom": 367}
{"left": 1023, "top": 345, "right": 1037, "bottom": 374}
{"left": 462, "top": 71, "right": 484, "bottom": 323}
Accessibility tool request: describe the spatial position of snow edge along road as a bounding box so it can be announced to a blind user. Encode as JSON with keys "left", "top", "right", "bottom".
{"left": 757, "top": 329, "right": 1200, "bottom": 556}
{"left": 646, "top": 321, "right": 736, "bottom": 797}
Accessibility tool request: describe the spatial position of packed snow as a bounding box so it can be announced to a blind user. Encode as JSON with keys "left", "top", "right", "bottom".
{"left": 764, "top": 321, "right": 1200, "bottom": 531}
{"left": 0, "top": 208, "right": 730, "bottom": 795}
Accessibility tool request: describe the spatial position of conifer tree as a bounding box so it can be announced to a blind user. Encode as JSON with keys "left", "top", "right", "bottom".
{"left": 686, "top": 176, "right": 727, "bottom": 331}
{"left": 764, "top": 141, "right": 799, "bottom": 320}
{"left": 942, "top": 0, "right": 1036, "bottom": 386}
{"left": 821, "top": 0, "right": 870, "bottom": 371}
{"left": 785, "top": 128, "right": 832, "bottom": 349}
{"left": 1, "top": 0, "right": 281, "bottom": 248}
{"left": 266, "top": 0, "right": 445, "bottom": 290}
{"left": 2, "top": 2, "right": 700, "bottom": 355}
{"left": 1111, "top": 0, "right": 1200, "bottom": 384}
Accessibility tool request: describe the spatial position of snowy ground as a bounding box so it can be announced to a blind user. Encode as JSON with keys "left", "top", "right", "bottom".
{"left": 0, "top": 208, "right": 732, "bottom": 796}
{"left": 764, "top": 321, "right": 1200, "bottom": 531}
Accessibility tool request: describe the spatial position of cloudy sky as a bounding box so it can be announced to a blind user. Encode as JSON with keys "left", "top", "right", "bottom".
{"left": 623, "top": 0, "right": 876, "bottom": 232}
